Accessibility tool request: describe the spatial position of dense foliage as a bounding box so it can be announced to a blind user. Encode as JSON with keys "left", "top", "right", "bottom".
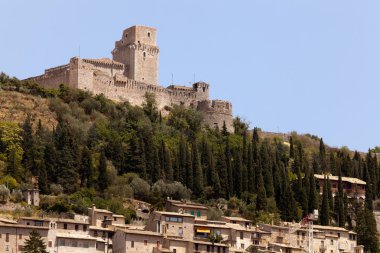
{"left": 0, "top": 72, "right": 379, "bottom": 251}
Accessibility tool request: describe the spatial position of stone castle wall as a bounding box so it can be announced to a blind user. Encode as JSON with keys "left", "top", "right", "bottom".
{"left": 25, "top": 25, "right": 234, "bottom": 131}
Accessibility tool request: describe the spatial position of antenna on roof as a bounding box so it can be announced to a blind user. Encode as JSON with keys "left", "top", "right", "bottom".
{"left": 78, "top": 45, "right": 81, "bottom": 58}
{"left": 171, "top": 73, "right": 174, "bottom": 85}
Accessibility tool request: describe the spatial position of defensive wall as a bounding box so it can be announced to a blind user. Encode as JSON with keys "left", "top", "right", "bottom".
{"left": 24, "top": 25, "right": 234, "bottom": 132}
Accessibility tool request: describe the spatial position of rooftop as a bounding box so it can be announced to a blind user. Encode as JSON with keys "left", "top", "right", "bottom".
{"left": 314, "top": 174, "right": 366, "bottom": 185}
{"left": 155, "top": 211, "right": 196, "bottom": 218}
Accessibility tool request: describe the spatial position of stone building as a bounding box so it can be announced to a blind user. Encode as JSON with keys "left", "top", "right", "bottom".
{"left": 314, "top": 174, "right": 366, "bottom": 199}
{"left": 25, "top": 25, "right": 233, "bottom": 132}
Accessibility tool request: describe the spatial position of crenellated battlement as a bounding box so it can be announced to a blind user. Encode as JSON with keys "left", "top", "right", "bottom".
{"left": 24, "top": 25, "right": 233, "bottom": 131}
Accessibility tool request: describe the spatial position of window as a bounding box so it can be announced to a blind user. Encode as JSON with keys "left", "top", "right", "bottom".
{"left": 144, "top": 240, "right": 147, "bottom": 246}
{"left": 191, "top": 210, "right": 195, "bottom": 216}
{"left": 5, "top": 245, "right": 10, "bottom": 251}
{"left": 34, "top": 221, "right": 43, "bottom": 226}
{"left": 241, "top": 244, "right": 245, "bottom": 249}
{"left": 94, "top": 231, "right": 98, "bottom": 237}
{"left": 75, "top": 224, "right": 79, "bottom": 231}
{"left": 83, "top": 225, "right": 87, "bottom": 232}
{"left": 59, "top": 239, "right": 65, "bottom": 246}
{"left": 114, "top": 217, "right": 117, "bottom": 221}
{"left": 48, "top": 241, "right": 53, "bottom": 247}
{"left": 104, "top": 216, "right": 107, "bottom": 220}
{"left": 337, "top": 233, "right": 340, "bottom": 238}
{"left": 240, "top": 232, "right": 243, "bottom": 239}
{"left": 125, "top": 34, "right": 128, "bottom": 38}
{"left": 197, "top": 211, "right": 201, "bottom": 217}
{"left": 165, "top": 216, "right": 183, "bottom": 223}
{"left": 19, "top": 234, "right": 22, "bottom": 239}
{"left": 71, "top": 240, "right": 78, "bottom": 247}
{"left": 143, "top": 52, "right": 146, "bottom": 59}
{"left": 207, "top": 245, "right": 210, "bottom": 252}
{"left": 157, "top": 241, "right": 160, "bottom": 248}
{"left": 64, "top": 223, "right": 68, "bottom": 229}
{"left": 173, "top": 249, "right": 176, "bottom": 253}
{"left": 6, "top": 233, "right": 9, "bottom": 242}
{"left": 148, "top": 32, "right": 151, "bottom": 37}
{"left": 27, "top": 222, "right": 30, "bottom": 225}
{"left": 131, "top": 241, "right": 134, "bottom": 248}
{"left": 331, "top": 239, "right": 334, "bottom": 245}
{"left": 195, "top": 244, "right": 199, "bottom": 251}
{"left": 18, "top": 245, "right": 24, "bottom": 251}
{"left": 83, "top": 241, "right": 89, "bottom": 248}
{"left": 178, "top": 227, "right": 183, "bottom": 237}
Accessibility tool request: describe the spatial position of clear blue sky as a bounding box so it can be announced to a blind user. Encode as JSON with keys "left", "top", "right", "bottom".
{"left": 1, "top": 1, "right": 379, "bottom": 152}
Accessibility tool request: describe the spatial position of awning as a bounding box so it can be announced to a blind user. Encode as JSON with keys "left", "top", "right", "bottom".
{"left": 196, "top": 229, "right": 211, "bottom": 233}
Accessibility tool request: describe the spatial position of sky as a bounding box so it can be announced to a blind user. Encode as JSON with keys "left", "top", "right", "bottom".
{"left": 0, "top": 1, "right": 379, "bottom": 152}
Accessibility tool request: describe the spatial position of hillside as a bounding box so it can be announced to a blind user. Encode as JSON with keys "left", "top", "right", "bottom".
{"left": 0, "top": 72, "right": 379, "bottom": 251}
{"left": 0, "top": 90, "right": 57, "bottom": 129}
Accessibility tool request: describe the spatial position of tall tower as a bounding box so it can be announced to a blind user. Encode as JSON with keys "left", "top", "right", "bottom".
{"left": 112, "top": 25, "right": 159, "bottom": 85}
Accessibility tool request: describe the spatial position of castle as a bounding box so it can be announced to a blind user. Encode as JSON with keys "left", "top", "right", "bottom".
{"left": 26, "top": 25, "right": 233, "bottom": 131}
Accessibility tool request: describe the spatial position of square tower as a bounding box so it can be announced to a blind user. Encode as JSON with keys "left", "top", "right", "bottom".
{"left": 112, "top": 25, "right": 159, "bottom": 85}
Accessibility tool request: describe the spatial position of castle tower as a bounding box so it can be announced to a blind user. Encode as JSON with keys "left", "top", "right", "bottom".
{"left": 112, "top": 25, "right": 159, "bottom": 85}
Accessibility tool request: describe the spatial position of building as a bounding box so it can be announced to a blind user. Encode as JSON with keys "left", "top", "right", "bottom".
{"left": 260, "top": 222, "right": 364, "bottom": 253}
{"left": 0, "top": 199, "right": 364, "bottom": 253}
{"left": 25, "top": 25, "right": 233, "bottom": 132}
{"left": 21, "top": 188, "right": 40, "bottom": 206}
{"left": 314, "top": 174, "right": 366, "bottom": 199}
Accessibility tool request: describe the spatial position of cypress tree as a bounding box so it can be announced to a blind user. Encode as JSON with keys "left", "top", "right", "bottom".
{"left": 221, "top": 121, "right": 229, "bottom": 137}
{"left": 192, "top": 142, "right": 203, "bottom": 196}
{"left": 319, "top": 138, "right": 327, "bottom": 173}
{"left": 289, "top": 136, "right": 294, "bottom": 159}
{"left": 308, "top": 169, "right": 319, "bottom": 213}
{"left": 319, "top": 176, "right": 330, "bottom": 225}
{"left": 233, "top": 149, "right": 243, "bottom": 197}
{"left": 279, "top": 166, "right": 298, "bottom": 221}
{"left": 186, "top": 144, "right": 193, "bottom": 189}
{"left": 54, "top": 115, "right": 80, "bottom": 193}
{"left": 255, "top": 164, "right": 267, "bottom": 211}
{"left": 336, "top": 167, "right": 345, "bottom": 227}
{"left": 80, "top": 146, "right": 93, "bottom": 188}
{"left": 260, "top": 141, "right": 274, "bottom": 197}
{"left": 225, "top": 138, "right": 234, "bottom": 196}
{"left": 178, "top": 136, "right": 187, "bottom": 185}
{"left": 247, "top": 142, "right": 254, "bottom": 192}
{"left": 98, "top": 151, "right": 108, "bottom": 191}
{"left": 216, "top": 147, "right": 228, "bottom": 198}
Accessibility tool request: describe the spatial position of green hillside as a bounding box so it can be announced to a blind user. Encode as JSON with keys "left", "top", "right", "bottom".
{"left": 0, "top": 72, "right": 378, "bottom": 251}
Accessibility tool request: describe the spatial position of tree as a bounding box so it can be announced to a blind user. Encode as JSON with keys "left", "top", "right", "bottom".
{"left": 80, "top": 146, "right": 93, "bottom": 188}
{"left": 98, "top": 151, "right": 108, "bottom": 191}
{"left": 192, "top": 142, "right": 203, "bottom": 196}
{"left": 22, "top": 230, "right": 48, "bottom": 253}
{"left": 336, "top": 167, "right": 345, "bottom": 227}
{"left": 255, "top": 164, "right": 267, "bottom": 211}
{"left": 319, "top": 176, "right": 330, "bottom": 226}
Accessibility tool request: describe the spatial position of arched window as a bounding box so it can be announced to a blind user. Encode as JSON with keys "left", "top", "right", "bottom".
{"left": 148, "top": 32, "right": 151, "bottom": 37}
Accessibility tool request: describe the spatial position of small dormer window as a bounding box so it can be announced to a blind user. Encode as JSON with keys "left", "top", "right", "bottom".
{"left": 148, "top": 32, "right": 151, "bottom": 37}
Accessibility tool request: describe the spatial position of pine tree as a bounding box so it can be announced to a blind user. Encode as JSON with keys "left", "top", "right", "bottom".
{"left": 98, "top": 151, "right": 108, "bottom": 191}
{"left": 22, "top": 230, "right": 48, "bottom": 253}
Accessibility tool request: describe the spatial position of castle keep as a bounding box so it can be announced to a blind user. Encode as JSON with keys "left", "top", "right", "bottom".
{"left": 26, "top": 25, "right": 233, "bottom": 131}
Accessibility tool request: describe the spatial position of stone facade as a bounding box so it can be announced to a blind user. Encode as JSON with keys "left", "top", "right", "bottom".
{"left": 25, "top": 25, "right": 233, "bottom": 132}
